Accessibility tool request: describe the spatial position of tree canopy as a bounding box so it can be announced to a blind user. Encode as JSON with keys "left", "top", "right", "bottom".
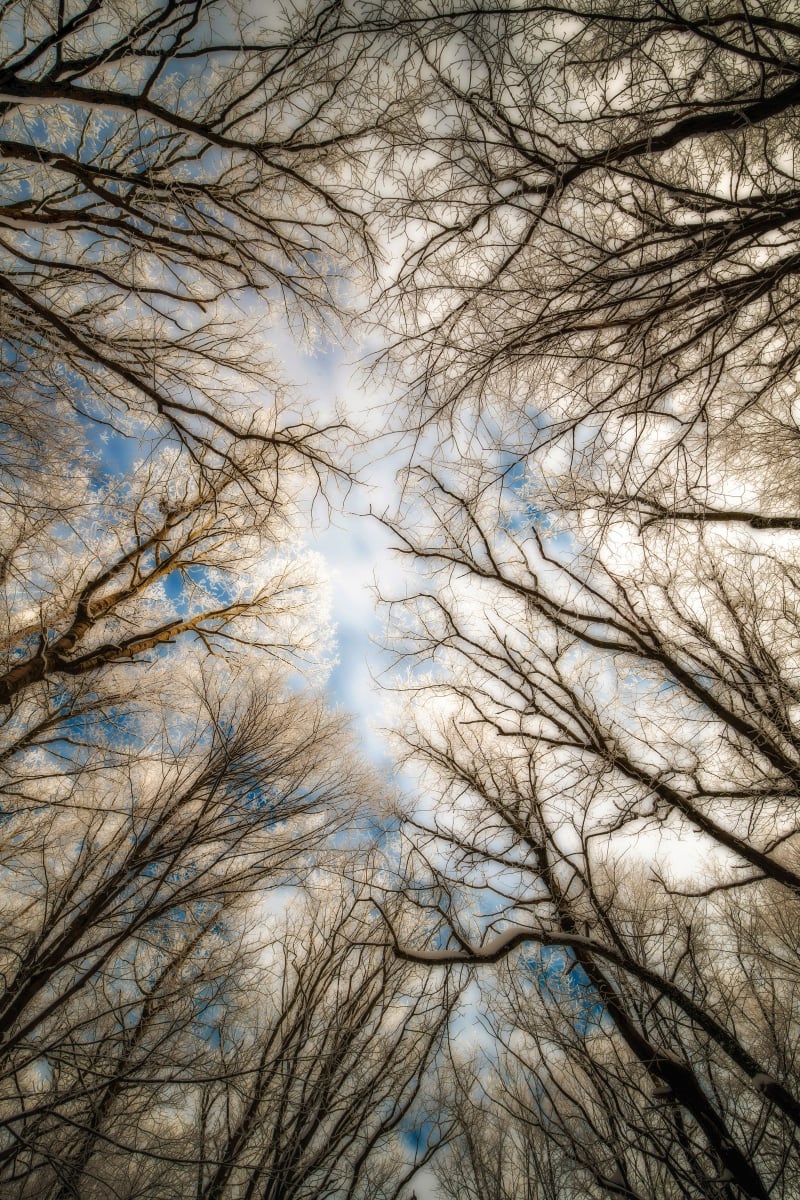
{"left": 2, "top": 1, "right": 800, "bottom": 1198}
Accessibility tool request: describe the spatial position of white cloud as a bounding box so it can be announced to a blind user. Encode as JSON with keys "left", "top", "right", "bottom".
{"left": 257, "top": 319, "right": 428, "bottom": 765}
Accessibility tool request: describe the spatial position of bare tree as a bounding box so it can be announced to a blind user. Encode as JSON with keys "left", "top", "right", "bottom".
{"left": 0, "top": 593, "right": 456, "bottom": 1200}
{"left": 0, "top": 663, "right": 372, "bottom": 1189}
{"left": 346, "top": 14, "right": 800, "bottom": 1175}
{"left": 0, "top": 383, "right": 452, "bottom": 1195}
{"left": 0, "top": 852, "right": 454, "bottom": 1199}
{"left": 276, "top": 1, "right": 800, "bottom": 1193}
{"left": 0, "top": 441, "right": 332, "bottom": 711}
{"left": 188, "top": 885, "right": 455, "bottom": 1200}
{"left": 431, "top": 869, "right": 800, "bottom": 1200}
{"left": 0, "top": 0, "right": 387, "bottom": 465}
{"left": 374, "top": 458, "right": 800, "bottom": 1198}
{"left": 369, "top": 1, "right": 800, "bottom": 437}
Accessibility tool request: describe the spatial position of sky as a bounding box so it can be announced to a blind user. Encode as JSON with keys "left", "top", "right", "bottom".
{"left": 264, "top": 323, "right": 420, "bottom": 762}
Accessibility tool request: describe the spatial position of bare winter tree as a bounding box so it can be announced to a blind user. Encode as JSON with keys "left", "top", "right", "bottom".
{"left": 430, "top": 863, "right": 800, "bottom": 1200}
{"left": 0, "top": 837, "right": 454, "bottom": 1199}
{"left": 0, "top": 660, "right": 357, "bottom": 1186}
{"left": 373, "top": 456, "right": 800, "bottom": 1198}
{"left": 0, "top": 413, "right": 455, "bottom": 1195}
{"left": 0, "top": 422, "right": 451, "bottom": 1194}
{"left": 0, "top": 0, "right": 391, "bottom": 467}
{"left": 189, "top": 886, "right": 455, "bottom": 1200}
{"left": 0, "top": 440, "right": 333, "bottom": 711}
{"left": 353, "top": 0, "right": 800, "bottom": 532}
